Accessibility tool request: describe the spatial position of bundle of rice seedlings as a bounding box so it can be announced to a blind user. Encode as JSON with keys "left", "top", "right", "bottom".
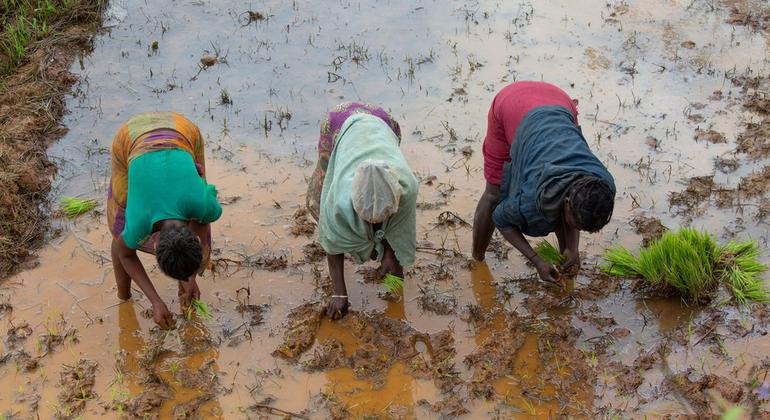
{"left": 188, "top": 299, "right": 213, "bottom": 320}
{"left": 534, "top": 240, "right": 565, "bottom": 265}
{"left": 716, "top": 241, "right": 769, "bottom": 304}
{"left": 382, "top": 273, "right": 404, "bottom": 293}
{"left": 601, "top": 228, "right": 768, "bottom": 304}
{"left": 59, "top": 197, "right": 96, "bottom": 218}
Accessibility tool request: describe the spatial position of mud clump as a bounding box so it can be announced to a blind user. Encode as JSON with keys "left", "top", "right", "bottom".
{"left": 343, "top": 313, "right": 419, "bottom": 386}
{"left": 418, "top": 287, "right": 457, "bottom": 315}
{"left": 608, "top": 361, "right": 644, "bottom": 395}
{"left": 302, "top": 242, "right": 326, "bottom": 263}
{"left": 694, "top": 128, "right": 726, "bottom": 144}
{"left": 56, "top": 359, "right": 98, "bottom": 419}
{"left": 631, "top": 215, "right": 668, "bottom": 247}
{"left": 464, "top": 314, "right": 527, "bottom": 398}
{"left": 272, "top": 301, "right": 324, "bottom": 360}
{"left": 301, "top": 338, "right": 348, "bottom": 372}
{"left": 725, "top": 2, "right": 770, "bottom": 32}
{"left": 669, "top": 176, "right": 714, "bottom": 214}
{"left": 6, "top": 321, "right": 33, "bottom": 346}
{"left": 736, "top": 119, "right": 770, "bottom": 160}
{"left": 714, "top": 156, "right": 740, "bottom": 173}
{"left": 115, "top": 373, "right": 174, "bottom": 418}
{"left": 39, "top": 323, "right": 79, "bottom": 355}
{"left": 171, "top": 394, "right": 216, "bottom": 419}
{"left": 738, "top": 166, "right": 770, "bottom": 197}
{"left": 290, "top": 208, "right": 316, "bottom": 236}
{"left": 408, "top": 330, "right": 461, "bottom": 393}
{"left": 236, "top": 303, "right": 269, "bottom": 326}
{"left": 665, "top": 371, "right": 744, "bottom": 416}
{"left": 316, "top": 392, "right": 350, "bottom": 419}
{"left": 418, "top": 395, "right": 470, "bottom": 418}
{"left": 487, "top": 236, "right": 512, "bottom": 260}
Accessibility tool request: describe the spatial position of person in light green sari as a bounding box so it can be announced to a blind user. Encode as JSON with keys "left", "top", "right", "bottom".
{"left": 308, "top": 103, "right": 418, "bottom": 320}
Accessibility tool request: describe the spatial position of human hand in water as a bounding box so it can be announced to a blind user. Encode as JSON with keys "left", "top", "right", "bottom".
{"left": 534, "top": 259, "right": 560, "bottom": 284}
{"left": 152, "top": 300, "right": 175, "bottom": 329}
{"left": 178, "top": 276, "right": 201, "bottom": 308}
{"left": 561, "top": 248, "right": 580, "bottom": 272}
{"left": 378, "top": 250, "right": 404, "bottom": 279}
{"left": 326, "top": 296, "right": 349, "bottom": 320}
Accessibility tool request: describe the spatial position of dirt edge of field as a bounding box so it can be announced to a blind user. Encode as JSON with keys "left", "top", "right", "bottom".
{"left": 0, "top": 0, "right": 107, "bottom": 279}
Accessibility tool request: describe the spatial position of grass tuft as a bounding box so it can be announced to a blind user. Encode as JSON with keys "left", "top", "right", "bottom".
{"left": 534, "top": 240, "right": 565, "bottom": 265}
{"left": 59, "top": 196, "right": 96, "bottom": 218}
{"left": 601, "top": 228, "right": 768, "bottom": 304}
{"left": 382, "top": 273, "right": 404, "bottom": 293}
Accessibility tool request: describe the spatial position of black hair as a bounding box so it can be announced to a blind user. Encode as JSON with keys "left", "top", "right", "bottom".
{"left": 567, "top": 177, "right": 615, "bottom": 233}
{"left": 156, "top": 225, "right": 202, "bottom": 281}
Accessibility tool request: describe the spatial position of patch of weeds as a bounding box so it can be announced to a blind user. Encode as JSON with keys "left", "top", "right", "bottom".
{"left": 601, "top": 228, "right": 768, "bottom": 304}
{"left": 534, "top": 240, "right": 564, "bottom": 265}
{"left": 59, "top": 196, "right": 96, "bottom": 218}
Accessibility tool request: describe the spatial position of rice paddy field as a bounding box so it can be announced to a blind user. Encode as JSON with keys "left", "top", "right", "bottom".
{"left": 1, "top": 0, "right": 769, "bottom": 418}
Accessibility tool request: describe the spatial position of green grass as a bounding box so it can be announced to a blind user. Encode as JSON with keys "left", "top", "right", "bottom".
{"left": 59, "top": 196, "right": 96, "bottom": 218}
{"left": 188, "top": 298, "right": 212, "bottom": 320}
{"left": 382, "top": 273, "right": 404, "bottom": 293}
{"left": 601, "top": 228, "right": 769, "bottom": 304}
{"left": 534, "top": 240, "right": 565, "bottom": 265}
{"left": 1, "top": 0, "right": 98, "bottom": 76}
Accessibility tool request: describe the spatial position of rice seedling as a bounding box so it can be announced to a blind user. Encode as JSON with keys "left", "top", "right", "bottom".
{"left": 59, "top": 197, "right": 96, "bottom": 218}
{"left": 382, "top": 273, "right": 404, "bottom": 293}
{"left": 187, "top": 298, "right": 213, "bottom": 320}
{"left": 601, "top": 228, "right": 768, "bottom": 304}
{"left": 534, "top": 240, "right": 565, "bottom": 265}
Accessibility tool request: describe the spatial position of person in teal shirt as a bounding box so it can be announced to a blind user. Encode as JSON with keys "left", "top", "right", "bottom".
{"left": 107, "top": 112, "right": 222, "bottom": 329}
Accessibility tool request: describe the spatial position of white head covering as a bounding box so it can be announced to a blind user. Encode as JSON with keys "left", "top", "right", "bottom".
{"left": 351, "top": 159, "right": 403, "bottom": 224}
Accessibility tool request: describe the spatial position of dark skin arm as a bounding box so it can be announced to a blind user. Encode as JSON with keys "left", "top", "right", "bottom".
{"left": 325, "top": 239, "right": 402, "bottom": 320}
{"left": 557, "top": 200, "right": 581, "bottom": 270}
{"left": 177, "top": 221, "right": 208, "bottom": 306}
{"left": 326, "top": 253, "right": 348, "bottom": 320}
{"left": 111, "top": 237, "right": 174, "bottom": 329}
{"left": 472, "top": 182, "right": 500, "bottom": 261}
{"left": 498, "top": 226, "right": 559, "bottom": 283}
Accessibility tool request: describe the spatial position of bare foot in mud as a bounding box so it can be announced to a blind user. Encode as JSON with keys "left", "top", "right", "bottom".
{"left": 118, "top": 290, "right": 132, "bottom": 301}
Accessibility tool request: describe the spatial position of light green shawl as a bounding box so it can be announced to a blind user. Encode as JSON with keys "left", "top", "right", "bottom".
{"left": 318, "top": 114, "right": 418, "bottom": 266}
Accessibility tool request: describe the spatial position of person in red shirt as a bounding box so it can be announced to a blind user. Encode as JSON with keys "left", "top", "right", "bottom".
{"left": 472, "top": 81, "right": 615, "bottom": 282}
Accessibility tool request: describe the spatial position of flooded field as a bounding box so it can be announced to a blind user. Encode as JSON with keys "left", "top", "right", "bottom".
{"left": 1, "top": 0, "right": 769, "bottom": 418}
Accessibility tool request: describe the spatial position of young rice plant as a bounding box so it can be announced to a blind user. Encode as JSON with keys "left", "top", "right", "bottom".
{"left": 534, "top": 240, "right": 565, "bottom": 265}
{"left": 601, "top": 228, "right": 768, "bottom": 304}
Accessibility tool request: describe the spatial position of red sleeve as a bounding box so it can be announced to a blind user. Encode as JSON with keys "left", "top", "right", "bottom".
{"left": 482, "top": 98, "right": 509, "bottom": 186}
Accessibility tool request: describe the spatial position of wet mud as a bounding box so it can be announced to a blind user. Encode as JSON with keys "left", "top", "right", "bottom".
{"left": 0, "top": 0, "right": 769, "bottom": 418}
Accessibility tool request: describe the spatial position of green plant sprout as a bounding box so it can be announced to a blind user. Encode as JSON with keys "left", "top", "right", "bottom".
{"left": 601, "top": 228, "right": 768, "bottom": 304}
{"left": 534, "top": 240, "right": 565, "bottom": 265}
{"left": 188, "top": 298, "right": 212, "bottom": 320}
{"left": 382, "top": 273, "right": 404, "bottom": 293}
{"left": 59, "top": 197, "right": 96, "bottom": 218}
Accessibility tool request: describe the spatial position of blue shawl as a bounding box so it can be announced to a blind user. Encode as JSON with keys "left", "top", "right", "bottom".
{"left": 492, "top": 106, "right": 615, "bottom": 237}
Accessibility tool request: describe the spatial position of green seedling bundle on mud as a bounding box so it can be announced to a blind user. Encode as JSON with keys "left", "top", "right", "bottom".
{"left": 187, "top": 298, "right": 213, "bottom": 320}
{"left": 59, "top": 196, "right": 96, "bottom": 218}
{"left": 534, "top": 240, "right": 565, "bottom": 265}
{"left": 601, "top": 228, "right": 769, "bottom": 304}
{"left": 382, "top": 273, "right": 404, "bottom": 293}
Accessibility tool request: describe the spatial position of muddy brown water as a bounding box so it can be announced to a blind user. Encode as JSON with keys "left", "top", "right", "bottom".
{"left": 1, "top": 0, "right": 769, "bottom": 418}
